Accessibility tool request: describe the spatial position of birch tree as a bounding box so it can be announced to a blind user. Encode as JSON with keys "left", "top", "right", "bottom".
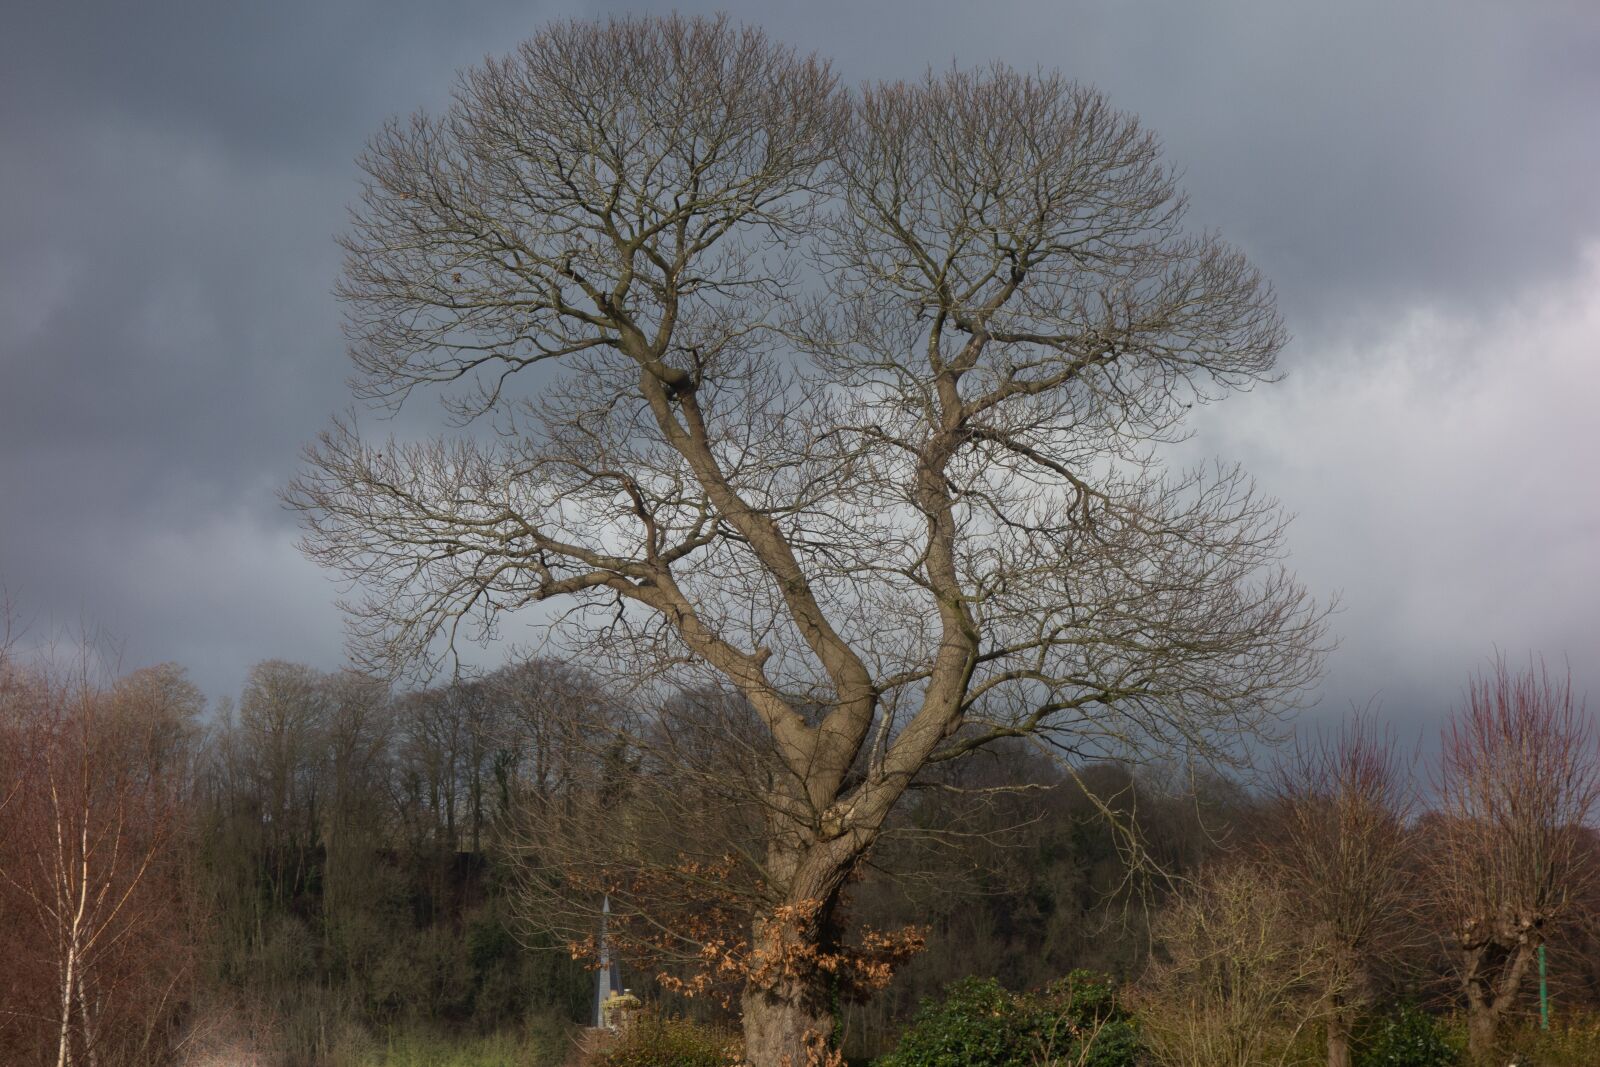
{"left": 0, "top": 663, "right": 197, "bottom": 1067}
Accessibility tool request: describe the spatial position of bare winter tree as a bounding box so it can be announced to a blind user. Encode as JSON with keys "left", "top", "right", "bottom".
{"left": 482, "top": 658, "right": 615, "bottom": 811}
{"left": 1262, "top": 713, "right": 1416, "bottom": 1067}
{"left": 0, "top": 658, "right": 200, "bottom": 1067}
{"left": 1431, "top": 657, "right": 1600, "bottom": 1064}
{"left": 236, "top": 660, "right": 329, "bottom": 909}
{"left": 1134, "top": 861, "right": 1330, "bottom": 1067}
{"left": 288, "top": 15, "right": 1327, "bottom": 1063}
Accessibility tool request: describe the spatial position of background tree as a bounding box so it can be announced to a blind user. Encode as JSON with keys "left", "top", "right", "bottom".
{"left": 235, "top": 660, "right": 329, "bottom": 912}
{"left": 486, "top": 658, "right": 611, "bottom": 813}
{"left": 1261, "top": 714, "right": 1417, "bottom": 1067}
{"left": 315, "top": 669, "right": 394, "bottom": 982}
{"left": 289, "top": 15, "right": 1328, "bottom": 1063}
{"left": 1430, "top": 657, "right": 1600, "bottom": 1063}
{"left": 1133, "top": 862, "right": 1330, "bottom": 1067}
{"left": 842, "top": 757, "right": 1244, "bottom": 1057}
{"left": 191, "top": 659, "right": 593, "bottom": 1063}
{"left": 0, "top": 659, "right": 200, "bottom": 1067}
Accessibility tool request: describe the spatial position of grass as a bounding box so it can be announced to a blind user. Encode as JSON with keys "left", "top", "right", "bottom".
{"left": 328, "top": 1020, "right": 574, "bottom": 1067}
{"left": 1504, "top": 1012, "right": 1600, "bottom": 1067}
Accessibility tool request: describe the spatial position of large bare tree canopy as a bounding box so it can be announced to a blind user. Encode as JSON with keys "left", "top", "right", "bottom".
{"left": 289, "top": 15, "right": 1327, "bottom": 1063}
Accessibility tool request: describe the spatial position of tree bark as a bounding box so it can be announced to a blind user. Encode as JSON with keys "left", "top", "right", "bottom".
{"left": 56, "top": 958, "right": 75, "bottom": 1067}
{"left": 738, "top": 836, "right": 858, "bottom": 1067}
{"left": 1461, "top": 939, "right": 1536, "bottom": 1064}
{"left": 76, "top": 971, "right": 100, "bottom": 1067}
{"left": 742, "top": 988, "right": 832, "bottom": 1067}
{"left": 1466, "top": 1005, "right": 1498, "bottom": 1066}
{"left": 1326, "top": 1012, "right": 1352, "bottom": 1067}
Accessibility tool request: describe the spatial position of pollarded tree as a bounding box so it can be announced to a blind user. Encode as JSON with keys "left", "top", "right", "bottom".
{"left": 1262, "top": 714, "right": 1417, "bottom": 1067}
{"left": 1432, "top": 658, "right": 1600, "bottom": 1064}
{"left": 289, "top": 16, "right": 1327, "bottom": 1064}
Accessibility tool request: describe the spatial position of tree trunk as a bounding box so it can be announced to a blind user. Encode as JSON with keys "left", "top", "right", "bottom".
{"left": 1460, "top": 944, "right": 1498, "bottom": 1066}
{"left": 1326, "top": 1011, "right": 1352, "bottom": 1067}
{"left": 740, "top": 836, "right": 858, "bottom": 1067}
{"left": 1462, "top": 969, "right": 1501, "bottom": 1067}
{"left": 1460, "top": 939, "right": 1537, "bottom": 1065}
{"left": 1466, "top": 1005, "right": 1498, "bottom": 1066}
{"left": 742, "top": 988, "right": 833, "bottom": 1067}
{"left": 58, "top": 881, "right": 87, "bottom": 1067}
{"left": 56, "top": 959, "right": 75, "bottom": 1067}
{"left": 76, "top": 970, "right": 100, "bottom": 1067}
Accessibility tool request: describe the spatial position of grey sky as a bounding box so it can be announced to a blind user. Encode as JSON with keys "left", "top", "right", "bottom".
{"left": 2, "top": 1, "right": 1596, "bottom": 731}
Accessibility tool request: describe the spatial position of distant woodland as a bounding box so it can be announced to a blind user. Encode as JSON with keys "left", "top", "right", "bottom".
{"left": 5, "top": 645, "right": 1600, "bottom": 1066}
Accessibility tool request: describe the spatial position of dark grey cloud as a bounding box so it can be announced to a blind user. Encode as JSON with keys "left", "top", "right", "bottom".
{"left": 2, "top": 0, "right": 1596, "bottom": 729}
{"left": 743, "top": 0, "right": 1600, "bottom": 335}
{"left": 1180, "top": 246, "right": 1600, "bottom": 731}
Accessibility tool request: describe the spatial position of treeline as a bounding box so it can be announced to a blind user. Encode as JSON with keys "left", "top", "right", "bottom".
{"left": 0, "top": 655, "right": 603, "bottom": 1065}
{"left": 0, "top": 649, "right": 1240, "bottom": 1065}
{"left": 843, "top": 757, "right": 1248, "bottom": 1055}
{"left": 195, "top": 659, "right": 595, "bottom": 1060}
{"left": 848, "top": 671, "right": 1600, "bottom": 1066}
{"left": 5, "top": 649, "right": 1600, "bottom": 1067}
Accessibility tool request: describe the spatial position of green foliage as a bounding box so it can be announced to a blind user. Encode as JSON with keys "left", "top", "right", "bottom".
{"left": 597, "top": 1012, "right": 744, "bottom": 1067}
{"left": 876, "top": 972, "right": 1140, "bottom": 1067}
{"left": 1354, "top": 1005, "right": 1460, "bottom": 1067}
{"left": 1030, "top": 973, "right": 1142, "bottom": 1067}
{"left": 876, "top": 977, "right": 1015, "bottom": 1067}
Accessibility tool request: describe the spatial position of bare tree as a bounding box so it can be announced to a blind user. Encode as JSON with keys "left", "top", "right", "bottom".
{"left": 288, "top": 15, "right": 1327, "bottom": 1063}
{"left": 235, "top": 660, "right": 328, "bottom": 909}
{"left": 0, "top": 659, "right": 199, "bottom": 1067}
{"left": 396, "top": 687, "right": 469, "bottom": 852}
{"left": 1262, "top": 713, "right": 1416, "bottom": 1067}
{"left": 1431, "top": 657, "right": 1600, "bottom": 1063}
{"left": 318, "top": 669, "right": 394, "bottom": 940}
{"left": 483, "top": 658, "right": 612, "bottom": 810}
{"left": 1134, "top": 861, "right": 1330, "bottom": 1067}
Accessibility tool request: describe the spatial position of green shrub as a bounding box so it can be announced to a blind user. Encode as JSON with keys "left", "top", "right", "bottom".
{"left": 597, "top": 1012, "right": 743, "bottom": 1067}
{"left": 877, "top": 972, "right": 1139, "bottom": 1067}
{"left": 1026, "top": 973, "right": 1141, "bottom": 1067}
{"left": 876, "top": 977, "right": 1017, "bottom": 1067}
{"left": 1355, "top": 1004, "right": 1460, "bottom": 1067}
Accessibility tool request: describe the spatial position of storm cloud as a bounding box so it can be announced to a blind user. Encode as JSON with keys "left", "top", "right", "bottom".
{"left": 2, "top": 0, "right": 1596, "bottom": 730}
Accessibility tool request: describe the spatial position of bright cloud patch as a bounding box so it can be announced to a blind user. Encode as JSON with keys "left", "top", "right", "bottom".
{"left": 1187, "top": 243, "right": 1600, "bottom": 724}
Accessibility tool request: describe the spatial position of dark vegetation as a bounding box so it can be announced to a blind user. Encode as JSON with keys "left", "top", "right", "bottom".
{"left": 6, "top": 644, "right": 1600, "bottom": 1066}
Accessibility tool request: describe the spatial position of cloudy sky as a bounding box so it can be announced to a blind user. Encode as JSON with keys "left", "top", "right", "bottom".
{"left": 2, "top": 0, "right": 1597, "bottom": 731}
